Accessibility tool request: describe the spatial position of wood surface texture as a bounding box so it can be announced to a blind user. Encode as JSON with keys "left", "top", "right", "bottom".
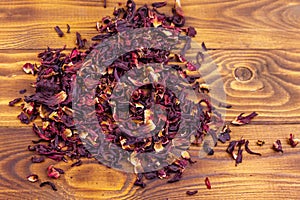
{"left": 0, "top": 0, "right": 299, "bottom": 199}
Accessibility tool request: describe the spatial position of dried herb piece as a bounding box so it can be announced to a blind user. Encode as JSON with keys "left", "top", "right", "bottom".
{"left": 22, "top": 63, "right": 35, "bottom": 75}
{"left": 218, "top": 103, "right": 232, "bottom": 109}
{"left": 235, "top": 146, "right": 243, "bottom": 166}
{"left": 218, "top": 124, "right": 231, "bottom": 143}
{"left": 245, "top": 140, "right": 261, "bottom": 156}
{"left": 47, "top": 165, "right": 62, "bottom": 179}
{"left": 186, "top": 190, "right": 198, "bottom": 195}
{"left": 273, "top": 140, "right": 283, "bottom": 153}
{"left": 40, "top": 181, "right": 57, "bottom": 191}
{"left": 67, "top": 24, "right": 70, "bottom": 33}
{"left": 152, "top": 2, "right": 167, "bottom": 8}
{"left": 75, "top": 32, "right": 86, "bottom": 49}
{"left": 256, "top": 140, "right": 265, "bottom": 146}
{"left": 288, "top": 134, "right": 300, "bottom": 148}
{"left": 27, "top": 174, "right": 39, "bottom": 183}
{"left": 167, "top": 172, "right": 182, "bottom": 183}
{"left": 31, "top": 156, "right": 45, "bottom": 163}
{"left": 231, "top": 112, "right": 258, "bottom": 126}
{"left": 204, "top": 177, "right": 211, "bottom": 189}
{"left": 104, "top": 0, "right": 107, "bottom": 8}
{"left": 71, "top": 160, "right": 82, "bottom": 167}
{"left": 9, "top": 97, "right": 22, "bottom": 106}
{"left": 134, "top": 173, "right": 146, "bottom": 188}
{"left": 54, "top": 26, "right": 64, "bottom": 37}
{"left": 18, "top": 112, "right": 30, "bottom": 124}
{"left": 19, "top": 89, "right": 27, "bottom": 94}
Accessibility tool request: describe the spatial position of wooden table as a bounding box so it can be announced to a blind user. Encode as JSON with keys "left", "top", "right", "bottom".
{"left": 0, "top": 0, "right": 300, "bottom": 199}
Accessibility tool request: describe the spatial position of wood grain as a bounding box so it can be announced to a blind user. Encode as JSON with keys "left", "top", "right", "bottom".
{"left": 0, "top": 0, "right": 299, "bottom": 49}
{"left": 1, "top": 49, "right": 300, "bottom": 126}
{"left": 1, "top": 125, "right": 300, "bottom": 199}
{"left": 0, "top": 0, "right": 300, "bottom": 199}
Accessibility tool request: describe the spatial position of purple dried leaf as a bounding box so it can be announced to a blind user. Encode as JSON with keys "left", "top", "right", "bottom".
{"left": 167, "top": 172, "right": 182, "bottom": 183}
{"left": 71, "top": 160, "right": 82, "bottom": 167}
{"left": 18, "top": 112, "right": 30, "bottom": 124}
{"left": 235, "top": 146, "right": 243, "bottom": 166}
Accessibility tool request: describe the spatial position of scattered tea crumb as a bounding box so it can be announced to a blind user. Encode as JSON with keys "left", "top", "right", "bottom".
{"left": 27, "top": 174, "right": 39, "bottom": 183}
{"left": 205, "top": 177, "right": 211, "bottom": 189}
{"left": 186, "top": 190, "right": 198, "bottom": 195}
{"left": 54, "top": 26, "right": 64, "bottom": 37}
{"left": 40, "top": 181, "right": 57, "bottom": 191}
{"left": 273, "top": 140, "right": 283, "bottom": 153}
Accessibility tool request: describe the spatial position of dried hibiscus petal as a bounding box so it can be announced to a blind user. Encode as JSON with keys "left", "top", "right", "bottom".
{"left": 134, "top": 173, "right": 146, "bottom": 188}
{"left": 47, "top": 165, "right": 63, "bottom": 179}
{"left": 40, "top": 181, "right": 57, "bottom": 191}
{"left": 205, "top": 177, "right": 211, "bottom": 189}
{"left": 22, "top": 63, "right": 35, "bottom": 75}
{"left": 18, "top": 112, "right": 30, "bottom": 124}
{"left": 231, "top": 112, "right": 258, "bottom": 126}
{"left": 273, "top": 140, "right": 283, "bottom": 153}
{"left": 27, "top": 174, "right": 39, "bottom": 183}
{"left": 71, "top": 160, "right": 82, "bottom": 167}
{"left": 245, "top": 140, "right": 261, "bottom": 156}
{"left": 9, "top": 97, "right": 22, "bottom": 106}
{"left": 288, "top": 134, "right": 300, "bottom": 148}
{"left": 54, "top": 26, "right": 64, "bottom": 37}
{"left": 218, "top": 124, "right": 231, "bottom": 143}
{"left": 167, "top": 172, "right": 182, "bottom": 183}
{"left": 31, "top": 156, "right": 45, "bottom": 163}
{"left": 152, "top": 1, "right": 167, "bottom": 8}
{"left": 186, "top": 190, "right": 198, "bottom": 195}
{"left": 235, "top": 146, "right": 243, "bottom": 166}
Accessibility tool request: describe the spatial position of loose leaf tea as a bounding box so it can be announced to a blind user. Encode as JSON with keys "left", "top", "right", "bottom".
{"left": 9, "top": 97, "right": 22, "bottom": 106}
{"left": 16, "top": 0, "right": 225, "bottom": 191}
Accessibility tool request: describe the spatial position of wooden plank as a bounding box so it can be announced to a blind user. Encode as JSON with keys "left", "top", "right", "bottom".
{"left": 0, "top": 124, "right": 300, "bottom": 199}
{"left": 0, "top": 0, "right": 299, "bottom": 49}
{"left": 0, "top": 49, "right": 299, "bottom": 126}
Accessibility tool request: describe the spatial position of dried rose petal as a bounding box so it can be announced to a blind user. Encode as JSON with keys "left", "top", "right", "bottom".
{"left": 231, "top": 112, "right": 258, "bottom": 126}
{"left": 205, "top": 177, "right": 211, "bottom": 189}
{"left": 27, "top": 174, "right": 39, "bottom": 183}
{"left": 273, "top": 140, "right": 283, "bottom": 153}
{"left": 288, "top": 134, "right": 300, "bottom": 148}
{"left": 186, "top": 190, "right": 198, "bottom": 195}
{"left": 40, "top": 181, "right": 57, "bottom": 191}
